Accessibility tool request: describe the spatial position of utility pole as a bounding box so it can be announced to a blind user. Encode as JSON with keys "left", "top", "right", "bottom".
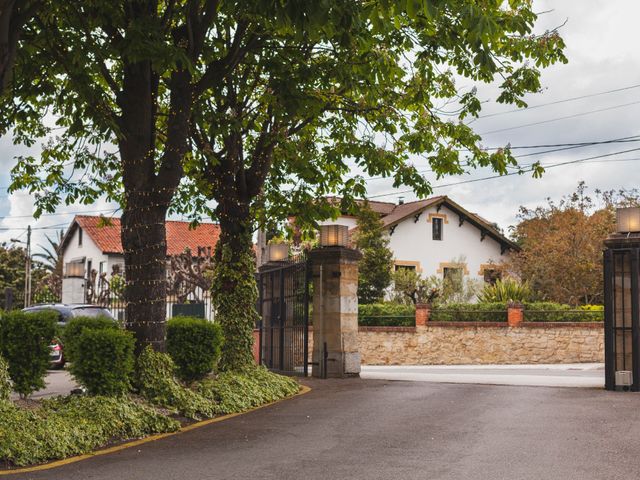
{"left": 11, "top": 226, "right": 33, "bottom": 308}
{"left": 25, "top": 225, "right": 31, "bottom": 307}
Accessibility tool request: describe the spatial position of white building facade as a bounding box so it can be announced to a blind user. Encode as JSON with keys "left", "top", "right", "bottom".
{"left": 317, "top": 196, "right": 518, "bottom": 285}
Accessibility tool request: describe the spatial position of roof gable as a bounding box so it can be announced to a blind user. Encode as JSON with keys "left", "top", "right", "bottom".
{"left": 380, "top": 196, "right": 519, "bottom": 252}
{"left": 61, "top": 216, "right": 221, "bottom": 256}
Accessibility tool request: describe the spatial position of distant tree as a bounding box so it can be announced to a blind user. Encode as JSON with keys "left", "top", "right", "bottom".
{"left": 391, "top": 268, "right": 441, "bottom": 306}
{"left": 354, "top": 202, "right": 393, "bottom": 304}
{"left": 0, "top": 242, "right": 46, "bottom": 307}
{"left": 32, "top": 230, "right": 63, "bottom": 301}
{"left": 510, "top": 182, "right": 639, "bottom": 305}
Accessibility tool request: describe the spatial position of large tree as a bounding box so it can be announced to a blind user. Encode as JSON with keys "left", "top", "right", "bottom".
{"left": 510, "top": 183, "right": 639, "bottom": 305}
{"left": 1, "top": 1, "right": 287, "bottom": 351}
{"left": 183, "top": 1, "right": 567, "bottom": 368}
{"left": 0, "top": 0, "right": 39, "bottom": 95}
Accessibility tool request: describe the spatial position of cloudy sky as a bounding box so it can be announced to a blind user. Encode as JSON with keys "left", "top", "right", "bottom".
{"left": 1, "top": 0, "right": 639, "bottom": 253}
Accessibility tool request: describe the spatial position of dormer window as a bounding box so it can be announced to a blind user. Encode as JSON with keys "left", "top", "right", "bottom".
{"left": 78, "top": 228, "right": 83, "bottom": 246}
{"left": 432, "top": 217, "right": 443, "bottom": 241}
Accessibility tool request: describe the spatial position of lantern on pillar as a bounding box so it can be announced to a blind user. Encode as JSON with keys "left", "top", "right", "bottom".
{"left": 267, "top": 243, "right": 288, "bottom": 262}
{"left": 319, "top": 224, "right": 349, "bottom": 247}
{"left": 604, "top": 207, "right": 640, "bottom": 391}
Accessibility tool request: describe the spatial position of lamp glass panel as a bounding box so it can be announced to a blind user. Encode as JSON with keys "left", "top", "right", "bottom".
{"left": 617, "top": 207, "right": 640, "bottom": 233}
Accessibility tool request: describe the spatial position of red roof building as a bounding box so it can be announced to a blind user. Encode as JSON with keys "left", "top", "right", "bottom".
{"left": 62, "top": 215, "right": 221, "bottom": 256}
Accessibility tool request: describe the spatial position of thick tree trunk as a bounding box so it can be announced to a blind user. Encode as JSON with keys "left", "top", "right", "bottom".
{"left": 121, "top": 197, "right": 169, "bottom": 353}
{"left": 212, "top": 200, "right": 259, "bottom": 371}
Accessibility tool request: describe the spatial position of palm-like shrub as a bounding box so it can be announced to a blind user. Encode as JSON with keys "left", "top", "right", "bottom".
{"left": 477, "top": 278, "right": 535, "bottom": 303}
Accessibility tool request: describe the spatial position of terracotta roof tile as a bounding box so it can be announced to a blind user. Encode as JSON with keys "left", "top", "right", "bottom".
{"left": 72, "top": 216, "right": 221, "bottom": 256}
{"left": 380, "top": 197, "right": 444, "bottom": 228}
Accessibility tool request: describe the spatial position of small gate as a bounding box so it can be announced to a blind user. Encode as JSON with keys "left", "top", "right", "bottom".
{"left": 257, "top": 255, "right": 310, "bottom": 376}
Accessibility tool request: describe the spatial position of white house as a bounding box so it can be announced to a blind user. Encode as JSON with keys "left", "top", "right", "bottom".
{"left": 317, "top": 196, "right": 519, "bottom": 285}
{"left": 60, "top": 215, "right": 221, "bottom": 320}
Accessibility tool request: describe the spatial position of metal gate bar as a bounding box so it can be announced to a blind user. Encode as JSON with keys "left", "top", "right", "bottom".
{"left": 257, "top": 255, "right": 310, "bottom": 376}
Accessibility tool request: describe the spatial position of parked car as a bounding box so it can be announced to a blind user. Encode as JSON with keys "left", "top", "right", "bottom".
{"left": 22, "top": 304, "right": 115, "bottom": 369}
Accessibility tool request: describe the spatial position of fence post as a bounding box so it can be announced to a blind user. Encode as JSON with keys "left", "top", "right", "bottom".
{"left": 507, "top": 303, "right": 524, "bottom": 327}
{"left": 415, "top": 303, "right": 430, "bottom": 327}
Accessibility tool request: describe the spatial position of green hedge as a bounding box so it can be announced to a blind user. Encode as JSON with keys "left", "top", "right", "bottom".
{"left": 0, "top": 395, "right": 179, "bottom": 467}
{"left": 430, "top": 303, "right": 507, "bottom": 322}
{"left": 522, "top": 302, "right": 604, "bottom": 322}
{"left": 63, "top": 316, "right": 119, "bottom": 363}
{"left": 427, "top": 302, "right": 604, "bottom": 322}
{"left": 166, "top": 317, "right": 223, "bottom": 383}
{"left": 70, "top": 329, "right": 135, "bottom": 396}
{"left": 0, "top": 310, "right": 57, "bottom": 398}
{"left": 358, "top": 303, "right": 415, "bottom": 327}
{"left": 0, "top": 356, "right": 10, "bottom": 401}
{"left": 137, "top": 347, "right": 300, "bottom": 420}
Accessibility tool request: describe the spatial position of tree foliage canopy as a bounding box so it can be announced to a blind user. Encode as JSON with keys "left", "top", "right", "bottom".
{"left": 354, "top": 202, "right": 393, "bottom": 304}
{"left": 3, "top": 1, "right": 567, "bottom": 225}
{"left": 510, "top": 183, "right": 639, "bottom": 305}
{"left": 2, "top": 1, "right": 567, "bottom": 355}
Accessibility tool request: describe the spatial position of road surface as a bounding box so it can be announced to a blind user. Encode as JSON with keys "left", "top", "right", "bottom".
{"left": 360, "top": 363, "right": 604, "bottom": 388}
{"left": 11, "top": 377, "right": 640, "bottom": 480}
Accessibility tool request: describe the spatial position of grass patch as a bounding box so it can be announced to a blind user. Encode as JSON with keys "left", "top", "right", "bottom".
{"left": 0, "top": 396, "right": 179, "bottom": 468}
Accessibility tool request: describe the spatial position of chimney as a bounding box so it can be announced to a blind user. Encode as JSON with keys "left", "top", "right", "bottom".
{"left": 398, "top": 197, "right": 405, "bottom": 205}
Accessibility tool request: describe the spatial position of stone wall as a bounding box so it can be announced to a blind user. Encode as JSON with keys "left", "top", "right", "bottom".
{"left": 254, "top": 322, "right": 604, "bottom": 366}
{"left": 357, "top": 323, "right": 603, "bottom": 365}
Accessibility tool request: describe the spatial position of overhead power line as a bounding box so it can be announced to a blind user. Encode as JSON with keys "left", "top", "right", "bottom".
{"left": 367, "top": 146, "right": 640, "bottom": 199}
{"left": 476, "top": 82, "right": 640, "bottom": 120}
{"left": 0, "top": 208, "right": 118, "bottom": 221}
{"left": 478, "top": 100, "right": 640, "bottom": 136}
{"left": 356, "top": 135, "right": 640, "bottom": 181}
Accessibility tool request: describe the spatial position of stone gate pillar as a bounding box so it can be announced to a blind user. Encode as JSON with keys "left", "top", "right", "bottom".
{"left": 309, "top": 246, "right": 362, "bottom": 378}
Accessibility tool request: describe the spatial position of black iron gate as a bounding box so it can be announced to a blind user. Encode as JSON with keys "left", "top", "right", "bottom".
{"left": 257, "top": 256, "right": 310, "bottom": 376}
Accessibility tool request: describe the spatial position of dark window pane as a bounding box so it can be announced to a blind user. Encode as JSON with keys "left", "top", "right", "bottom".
{"left": 432, "top": 218, "right": 443, "bottom": 241}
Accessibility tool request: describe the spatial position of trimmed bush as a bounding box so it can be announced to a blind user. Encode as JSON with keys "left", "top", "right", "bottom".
{"left": 522, "top": 302, "right": 603, "bottom": 322}
{"left": 0, "top": 310, "right": 56, "bottom": 398}
{"left": 166, "top": 317, "right": 223, "bottom": 383}
{"left": 136, "top": 346, "right": 217, "bottom": 420}
{"left": 0, "top": 356, "right": 11, "bottom": 401}
{"left": 63, "top": 315, "right": 119, "bottom": 363}
{"left": 70, "top": 329, "right": 135, "bottom": 396}
{"left": 430, "top": 302, "right": 507, "bottom": 322}
{"left": 0, "top": 395, "right": 179, "bottom": 467}
{"left": 198, "top": 366, "right": 300, "bottom": 414}
{"left": 358, "top": 303, "right": 415, "bottom": 327}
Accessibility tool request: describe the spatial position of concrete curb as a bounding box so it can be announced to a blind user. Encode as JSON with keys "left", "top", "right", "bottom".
{"left": 0, "top": 385, "right": 311, "bottom": 476}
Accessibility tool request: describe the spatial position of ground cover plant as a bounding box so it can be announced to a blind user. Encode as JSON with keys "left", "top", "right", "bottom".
{"left": 0, "top": 396, "right": 179, "bottom": 467}
{"left": 137, "top": 346, "right": 300, "bottom": 419}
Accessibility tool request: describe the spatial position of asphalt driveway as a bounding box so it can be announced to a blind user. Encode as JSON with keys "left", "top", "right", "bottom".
{"left": 9, "top": 378, "right": 640, "bottom": 480}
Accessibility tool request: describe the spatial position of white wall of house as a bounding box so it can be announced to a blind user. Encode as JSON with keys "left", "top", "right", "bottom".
{"left": 387, "top": 205, "right": 507, "bottom": 283}
{"left": 61, "top": 227, "right": 110, "bottom": 303}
